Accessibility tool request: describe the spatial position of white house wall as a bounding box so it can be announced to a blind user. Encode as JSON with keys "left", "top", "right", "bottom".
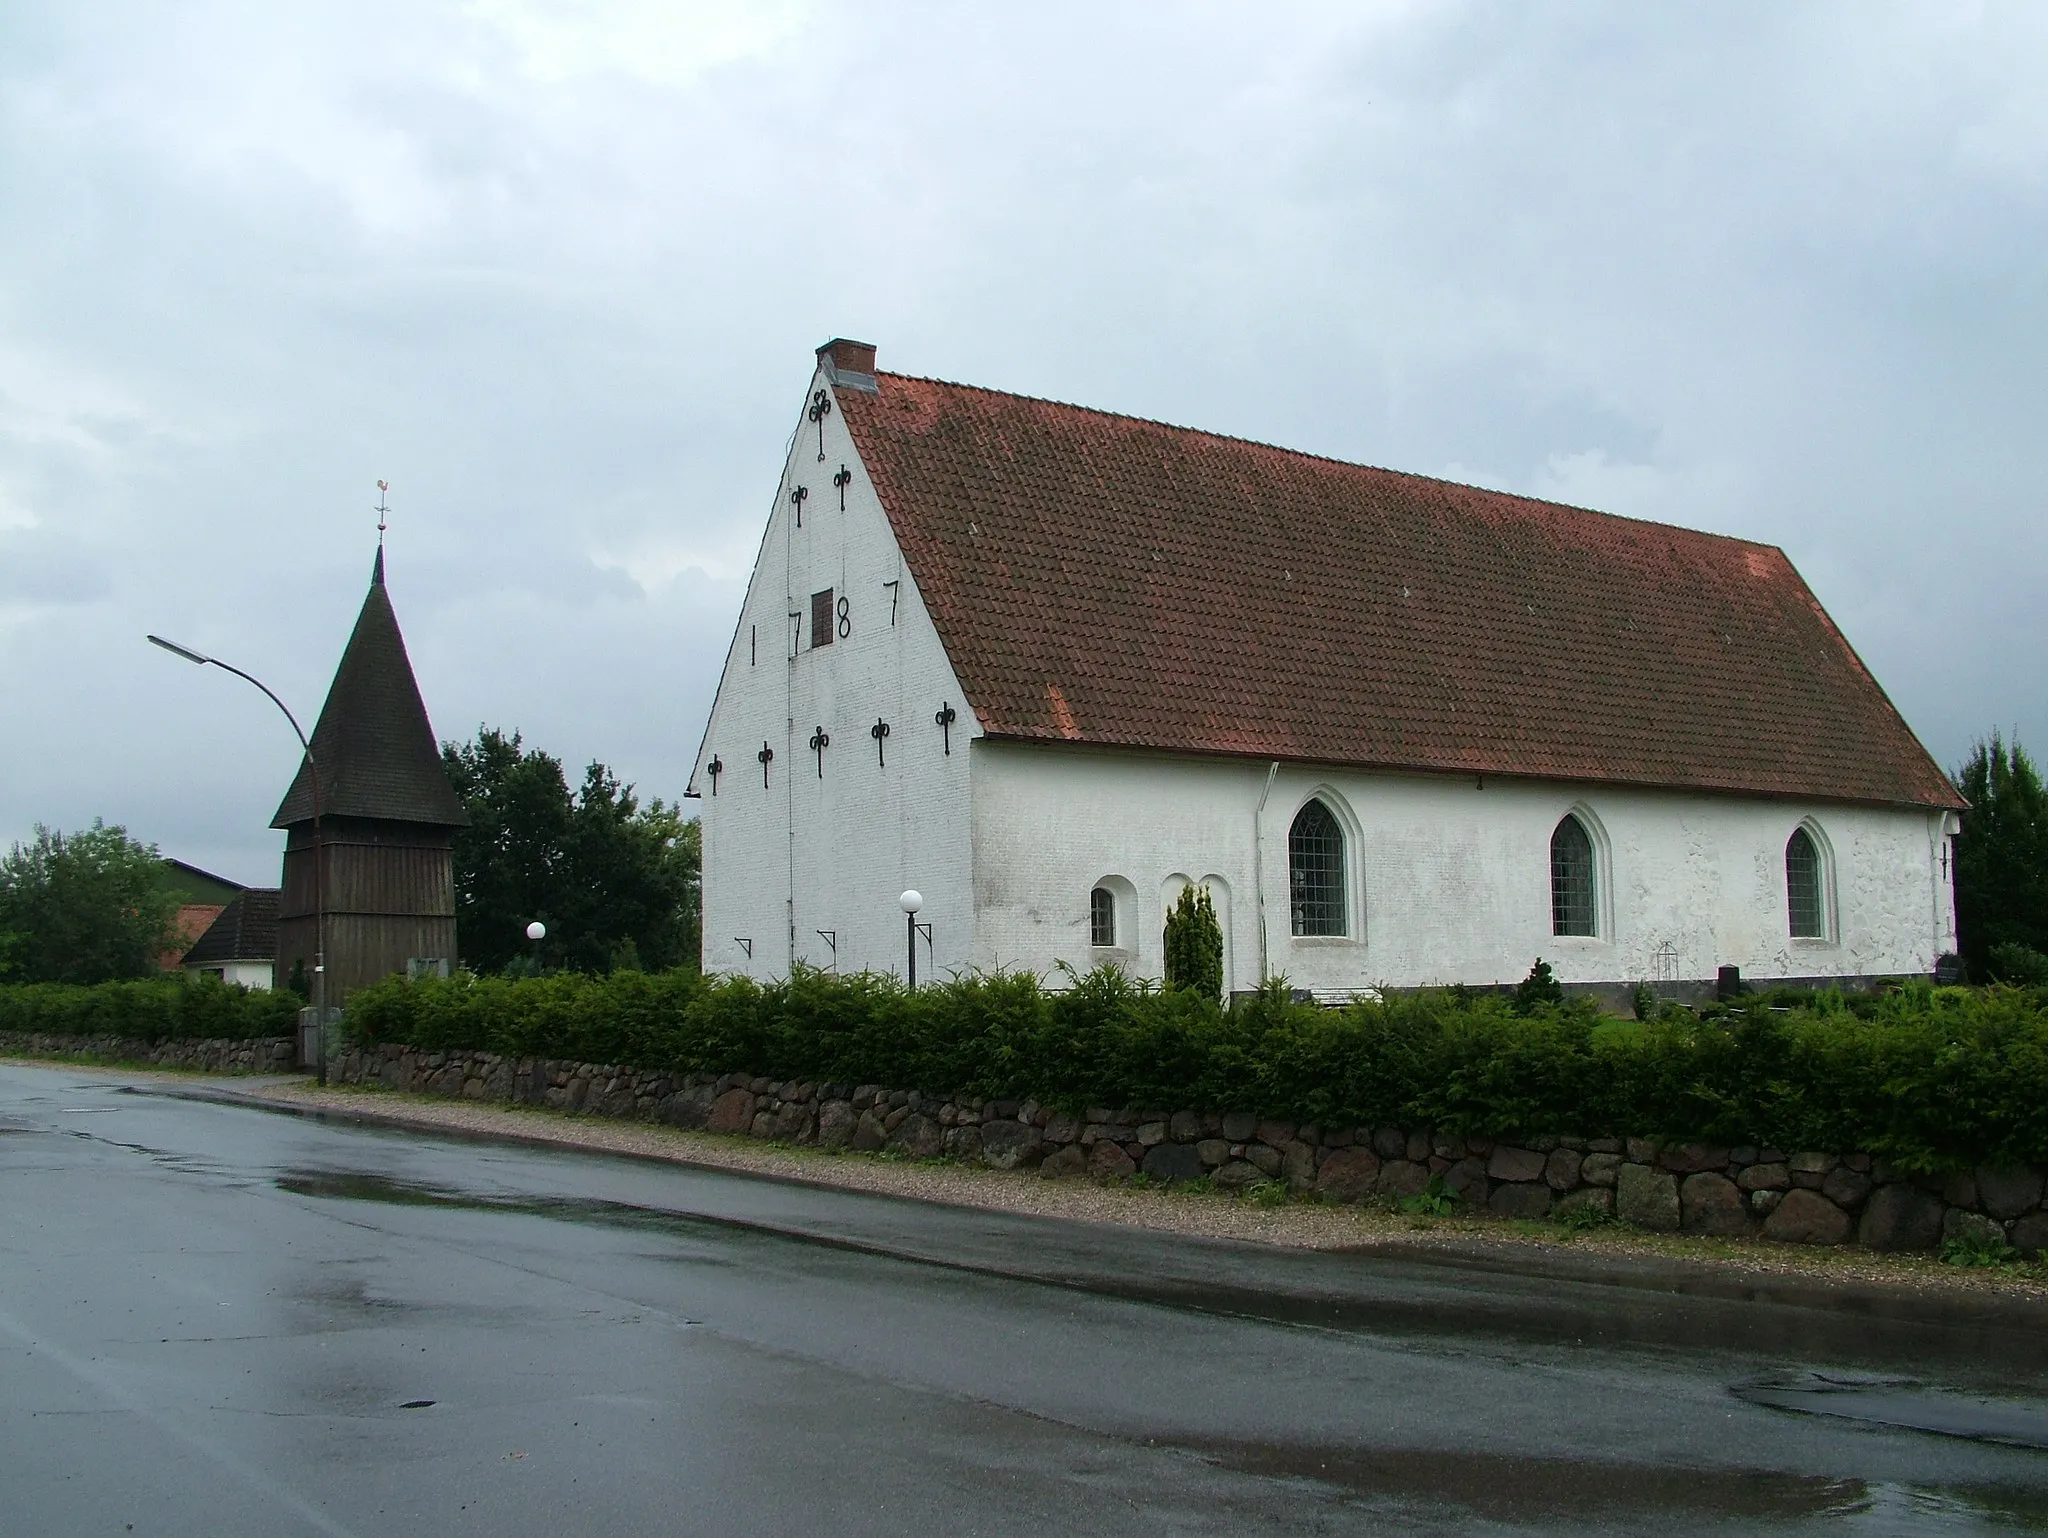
{"left": 691, "top": 365, "right": 977, "bottom": 982}
{"left": 969, "top": 742, "right": 1957, "bottom": 992}
{"left": 184, "top": 960, "right": 275, "bottom": 991}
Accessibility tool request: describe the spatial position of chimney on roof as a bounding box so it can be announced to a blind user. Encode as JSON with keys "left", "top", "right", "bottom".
{"left": 817, "top": 338, "right": 877, "bottom": 377}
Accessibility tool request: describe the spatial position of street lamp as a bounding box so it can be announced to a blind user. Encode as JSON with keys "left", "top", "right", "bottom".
{"left": 525, "top": 920, "right": 546, "bottom": 974}
{"left": 147, "top": 634, "right": 329, "bottom": 1085}
{"left": 898, "top": 890, "right": 931, "bottom": 988}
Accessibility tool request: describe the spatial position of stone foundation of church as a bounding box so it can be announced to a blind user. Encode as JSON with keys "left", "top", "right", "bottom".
{"left": 330, "top": 1041, "right": 2045, "bottom": 1256}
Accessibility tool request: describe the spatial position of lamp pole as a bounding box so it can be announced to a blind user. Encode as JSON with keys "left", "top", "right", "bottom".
{"left": 148, "top": 635, "right": 329, "bottom": 1084}
{"left": 526, "top": 920, "right": 546, "bottom": 974}
{"left": 898, "top": 889, "right": 925, "bottom": 988}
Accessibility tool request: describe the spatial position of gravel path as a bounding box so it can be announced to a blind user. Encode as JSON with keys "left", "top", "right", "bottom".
{"left": 240, "top": 1077, "right": 2048, "bottom": 1304}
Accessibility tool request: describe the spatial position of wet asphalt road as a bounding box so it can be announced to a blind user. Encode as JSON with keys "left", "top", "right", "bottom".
{"left": 5, "top": 1064, "right": 2048, "bottom": 1536}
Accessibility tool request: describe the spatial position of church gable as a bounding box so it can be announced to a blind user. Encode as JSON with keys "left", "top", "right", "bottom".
{"left": 689, "top": 348, "right": 969, "bottom": 800}
{"left": 835, "top": 370, "right": 1961, "bottom": 812}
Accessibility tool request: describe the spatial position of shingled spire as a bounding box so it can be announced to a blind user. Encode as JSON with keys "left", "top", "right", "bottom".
{"left": 272, "top": 547, "right": 466, "bottom": 1004}
{"left": 271, "top": 551, "right": 467, "bottom": 830}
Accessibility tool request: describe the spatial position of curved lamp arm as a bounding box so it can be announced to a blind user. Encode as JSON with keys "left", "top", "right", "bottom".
{"left": 148, "top": 636, "right": 315, "bottom": 762}
{"left": 148, "top": 632, "right": 329, "bottom": 1084}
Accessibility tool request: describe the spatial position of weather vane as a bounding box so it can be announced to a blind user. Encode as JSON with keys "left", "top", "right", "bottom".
{"left": 375, "top": 480, "right": 390, "bottom": 546}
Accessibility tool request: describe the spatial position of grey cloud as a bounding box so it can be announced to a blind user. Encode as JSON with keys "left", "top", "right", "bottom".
{"left": 0, "top": 0, "right": 2042, "bottom": 877}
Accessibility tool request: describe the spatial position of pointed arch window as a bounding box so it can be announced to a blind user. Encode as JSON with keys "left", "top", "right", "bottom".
{"left": 1289, "top": 800, "right": 1347, "bottom": 936}
{"left": 1787, "top": 827, "right": 1826, "bottom": 939}
{"left": 1550, "top": 815, "right": 1597, "bottom": 937}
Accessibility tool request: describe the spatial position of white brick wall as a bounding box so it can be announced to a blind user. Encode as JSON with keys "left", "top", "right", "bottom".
{"left": 692, "top": 365, "right": 977, "bottom": 982}
{"left": 970, "top": 742, "right": 1957, "bottom": 991}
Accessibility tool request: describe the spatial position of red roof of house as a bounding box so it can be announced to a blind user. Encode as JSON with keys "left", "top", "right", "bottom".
{"left": 836, "top": 369, "right": 1961, "bottom": 810}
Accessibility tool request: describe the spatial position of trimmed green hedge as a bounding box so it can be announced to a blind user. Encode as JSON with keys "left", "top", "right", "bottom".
{"left": 0, "top": 976, "right": 303, "bottom": 1043}
{"left": 341, "top": 967, "right": 2048, "bottom": 1172}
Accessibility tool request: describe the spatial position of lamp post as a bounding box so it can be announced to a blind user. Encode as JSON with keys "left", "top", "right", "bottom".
{"left": 898, "top": 889, "right": 929, "bottom": 988}
{"left": 526, "top": 920, "right": 546, "bottom": 974}
{"left": 147, "top": 634, "right": 329, "bottom": 1085}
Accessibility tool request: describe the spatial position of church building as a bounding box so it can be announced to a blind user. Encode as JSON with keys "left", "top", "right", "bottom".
{"left": 689, "top": 340, "right": 1963, "bottom": 1001}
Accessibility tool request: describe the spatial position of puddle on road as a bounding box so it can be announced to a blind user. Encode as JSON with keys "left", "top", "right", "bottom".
{"left": 1192, "top": 1437, "right": 1863, "bottom": 1525}
{"left": 275, "top": 1169, "right": 748, "bottom": 1259}
{"left": 277, "top": 1168, "right": 710, "bottom": 1231}
{"left": 1735, "top": 1371, "right": 2048, "bottom": 1450}
{"left": 1190, "top": 1437, "right": 2048, "bottom": 1531}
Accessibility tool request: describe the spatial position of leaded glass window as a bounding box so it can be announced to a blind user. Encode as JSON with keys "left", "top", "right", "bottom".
{"left": 1787, "top": 827, "right": 1825, "bottom": 939}
{"left": 1550, "top": 815, "right": 1596, "bottom": 936}
{"left": 1289, "top": 801, "right": 1346, "bottom": 936}
{"left": 1090, "top": 887, "right": 1116, "bottom": 947}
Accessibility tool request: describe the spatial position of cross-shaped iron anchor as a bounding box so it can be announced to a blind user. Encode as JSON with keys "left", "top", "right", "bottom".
{"left": 707, "top": 756, "right": 723, "bottom": 796}
{"left": 934, "top": 702, "right": 958, "bottom": 755}
{"left": 808, "top": 389, "right": 832, "bottom": 460}
{"left": 870, "top": 717, "right": 891, "bottom": 767}
{"left": 790, "top": 484, "right": 808, "bottom": 527}
{"left": 757, "top": 741, "right": 774, "bottom": 787}
{"left": 809, "top": 727, "right": 830, "bottom": 777}
{"left": 833, "top": 464, "right": 852, "bottom": 509}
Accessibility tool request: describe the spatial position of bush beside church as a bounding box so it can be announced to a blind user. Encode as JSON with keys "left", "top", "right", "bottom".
{"left": 342, "top": 965, "right": 2048, "bottom": 1175}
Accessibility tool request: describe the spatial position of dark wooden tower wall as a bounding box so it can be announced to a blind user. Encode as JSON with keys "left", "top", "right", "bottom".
{"left": 273, "top": 548, "right": 468, "bottom": 1006}
{"left": 276, "top": 821, "right": 457, "bottom": 999}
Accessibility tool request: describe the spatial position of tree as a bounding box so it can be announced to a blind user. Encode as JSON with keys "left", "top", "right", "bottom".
{"left": 0, "top": 821, "right": 180, "bottom": 984}
{"left": 1954, "top": 731, "right": 2048, "bottom": 982}
{"left": 1162, "top": 884, "right": 1223, "bottom": 1004}
{"left": 442, "top": 728, "right": 700, "bottom": 974}
{"left": 1514, "top": 958, "right": 1565, "bottom": 1014}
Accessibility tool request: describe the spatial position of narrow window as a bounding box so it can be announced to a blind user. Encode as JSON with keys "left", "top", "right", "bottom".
{"left": 1787, "top": 827, "right": 1825, "bottom": 939}
{"left": 1089, "top": 887, "right": 1116, "bottom": 947}
{"left": 1550, "top": 815, "right": 1596, "bottom": 936}
{"left": 1288, "top": 800, "right": 1346, "bottom": 936}
{"left": 810, "top": 589, "right": 834, "bottom": 649}
{"left": 750, "top": 624, "right": 757, "bottom": 666}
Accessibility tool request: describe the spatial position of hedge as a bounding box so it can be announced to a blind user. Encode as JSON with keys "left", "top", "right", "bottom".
{"left": 0, "top": 976, "right": 303, "bottom": 1043}
{"left": 341, "top": 967, "right": 2048, "bottom": 1173}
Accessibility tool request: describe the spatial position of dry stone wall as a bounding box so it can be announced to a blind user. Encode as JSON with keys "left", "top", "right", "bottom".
{"left": 332, "top": 1041, "right": 2048, "bottom": 1256}
{"left": 0, "top": 1032, "right": 297, "bottom": 1073}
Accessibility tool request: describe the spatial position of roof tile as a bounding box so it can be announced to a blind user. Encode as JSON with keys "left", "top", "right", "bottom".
{"left": 838, "top": 373, "right": 1960, "bottom": 810}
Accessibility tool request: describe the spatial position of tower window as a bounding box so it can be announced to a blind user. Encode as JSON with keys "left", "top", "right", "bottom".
{"left": 810, "top": 589, "right": 834, "bottom": 648}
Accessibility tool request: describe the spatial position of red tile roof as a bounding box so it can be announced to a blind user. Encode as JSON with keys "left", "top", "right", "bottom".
{"left": 837, "top": 371, "right": 1961, "bottom": 810}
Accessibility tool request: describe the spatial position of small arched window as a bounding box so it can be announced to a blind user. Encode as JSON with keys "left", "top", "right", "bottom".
{"left": 1550, "top": 815, "right": 1596, "bottom": 936}
{"left": 1089, "top": 886, "right": 1116, "bottom": 947}
{"left": 1786, "top": 827, "right": 1825, "bottom": 939}
{"left": 1289, "top": 800, "right": 1347, "bottom": 936}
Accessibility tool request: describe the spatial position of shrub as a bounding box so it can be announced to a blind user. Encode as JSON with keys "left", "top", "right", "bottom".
{"left": 339, "top": 966, "right": 2048, "bottom": 1172}
{"left": 1162, "top": 885, "right": 1224, "bottom": 1004}
{"left": 1989, "top": 943, "right": 2048, "bottom": 989}
{"left": 0, "top": 975, "right": 302, "bottom": 1043}
{"left": 1513, "top": 958, "right": 1564, "bottom": 1014}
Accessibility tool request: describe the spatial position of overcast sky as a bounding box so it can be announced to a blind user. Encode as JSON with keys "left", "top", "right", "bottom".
{"left": 2, "top": 2, "right": 2043, "bottom": 885}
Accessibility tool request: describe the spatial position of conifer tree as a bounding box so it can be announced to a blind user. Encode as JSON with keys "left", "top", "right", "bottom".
{"left": 1954, "top": 731, "right": 2048, "bottom": 982}
{"left": 1163, "top": 884, "right": 1224, "bottom": 1004}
